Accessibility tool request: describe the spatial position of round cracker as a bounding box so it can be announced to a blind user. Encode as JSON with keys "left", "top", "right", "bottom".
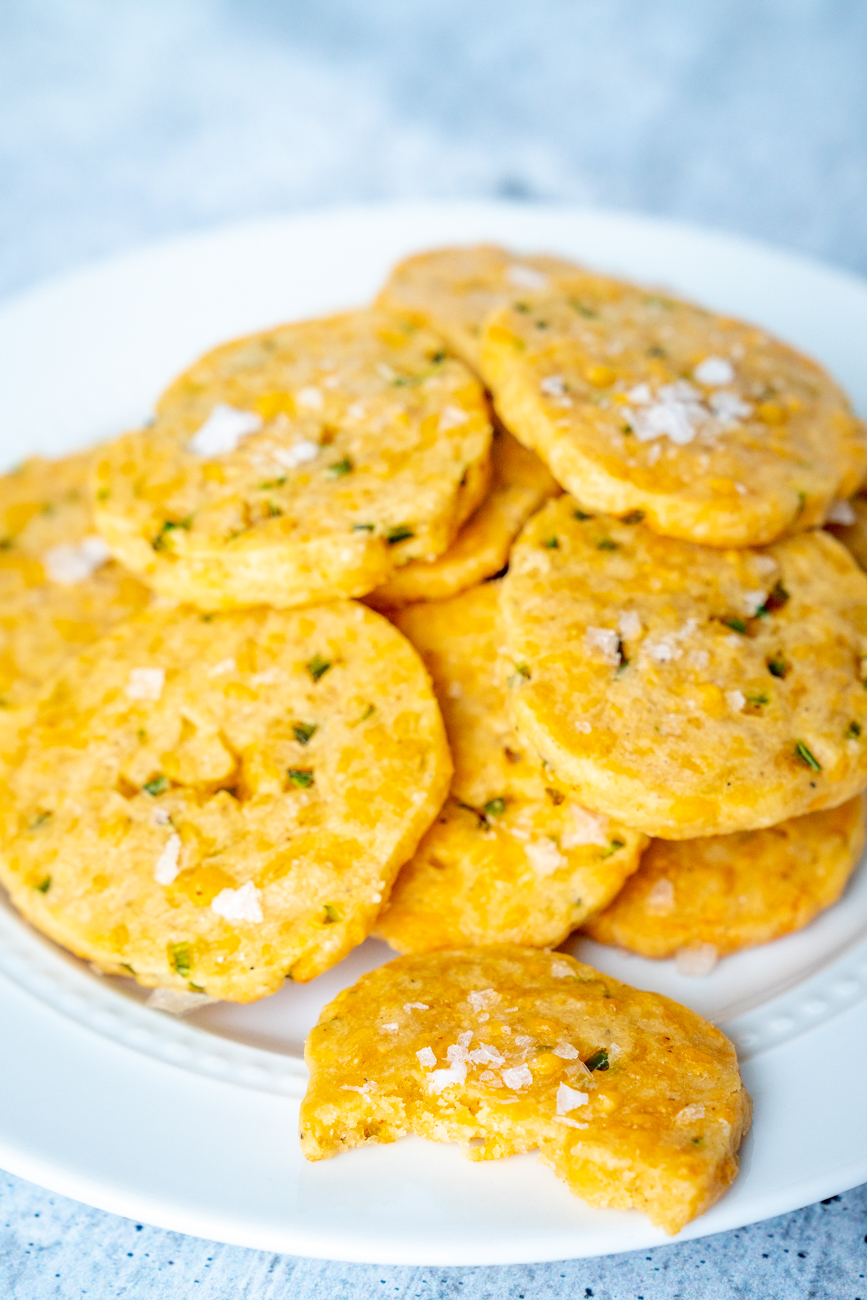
{"left": 376, "top": 244, "right": 591, "bottom": 369}
{"left": 501, "top": 496, "right": 867, "bottom": 838}
{"left": 0, "top": 451, "right": 150, "bottom": 711}
{"left": 366, "top": 428, "right": 559, "bottom": 609}
{"left": 585, "top": 796, "right": 866, "bottom": 959}
{"left": 94, "top": 310, "right": 492, "bottom": 610}
{"left": 481, "top": 284, "right": 867, "bottom": 546}
{"left": 300, "top": 945, "right": 751, "bottom": 1235}
{"left": 0, "top": 601, "right": 451, "bottom": 1001}
{"left": 377, "top": 583, "right": 645, "bottom": 951}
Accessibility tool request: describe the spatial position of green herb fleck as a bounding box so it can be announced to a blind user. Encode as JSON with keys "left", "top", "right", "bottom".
{"left": 96, "top": 487, "right": 110, "bottom": 502}
{"left": 35, "top": 876, "right": 51, "bottom": 894}
{"left": 745, "top": 691, "right": 770, "bottom": 708}
{"left": 570, "top": 299, "right": 597, "bottom": 318}
{"left": 514, "top": 301, "right": 530, "bottom": 313}
{"left": 430, "top": 349, "right": 446, "bottom": 363}
{"left": 28, "top": 811, "right": 52, "bottom": 831}
{"left": 287, "top": 768, "right": 314, "bottom": 788}
{"left": 691, "top": 1136, "right": 704, "bottom": 1147}
{"left": 620, "top": 510, "right": 645, "bottom": 524}
{"left": 847, "top": 721, "right": 862, "bottom": 739}
{"left": 323, "top": 903, "right": 341, "bottom": 924}
{"left": 293, "top": 722, "right": 318, "bottom": 745}
{"left": 358, "top": 704, "right": 375, "bottom": 723}
{"left": 201, "top": 613, "right": 214, "bottom": 622}
{"left": 756, "top": 581, "right": 790, "bottom": 617}
{"left": 508, "top": 663, "right": 531, "bottom": 687}
{"left": 621, "top": 423, "right": 633, "bottom": 435}
{"left": 794, "top": 740, "right": 822, "bottom": 772}
{"left": 597, "top": 538, "right": 618, "bottom": 551}
{"left": 327, "top": 456, "right": 353, "bottom": 478}
{"left": 352, "top": 523, "right": 375, "bottom": 532}
{"left": 542, "top": 536, "right": 559, "bottom": 549}
{"left": 584, "top": 1048, "right": 609, "bottom": 1072}
{"left": 143, "top": 774, "right": 169, "bottom": 797}
{"left": 306, "top": 655, "right": 331, "bottom": 682}
{"left": 386, "top": 525, "right": 414, "bottom": 546}
{"left": 723, "top": 617, "right": 748, "bottom": 635}
{"left": 264, "top": 501, "right": 283, "bottom": 518}
{"left": 484, "top": 797, "right": 506, "bottom": 818}
{"left": 767, "top": 654, "right": 791, "bottom": 678}
{"left": 259, "top": 477, "right": 286, "bottom": 490}
{"left": 600, "top": 839, "right": 625, "bottom": 859}
{"left": 188, "top": 981, "right": 205, "bottom": 993}
{"left": 169, "top": 942, "right": 192, "bottom": 977}
{"left": 797, "top": 491, "right": 807, "bottom": 514}
{"left": 573, "top": 509, "right": 594, "bottom": 521}
{"left": 646, "top": 345, "right": 667, "bottom": 357}
{"left": 152, "top": 517, "right": 193, "bottom": 552}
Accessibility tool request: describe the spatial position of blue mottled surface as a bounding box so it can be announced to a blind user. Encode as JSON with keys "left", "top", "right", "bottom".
{"left": 2, "top": 0, "right": 867, "bottom": 1293}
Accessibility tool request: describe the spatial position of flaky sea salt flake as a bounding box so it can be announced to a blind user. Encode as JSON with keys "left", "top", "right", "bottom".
{"left": 187, "top": 404, "right": 262, "bottom": 457}
{"left": 211, "top": 881, "right": 263, "bottom": 924}
{"left": 44, "top": 535, "right": 112, "bottom": 585}
{"left": 126, "top": 667, "right": 165, "bottom": 701}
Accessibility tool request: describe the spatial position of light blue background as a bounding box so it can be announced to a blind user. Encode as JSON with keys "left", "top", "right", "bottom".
{"left": 2, "top": 1, "right": 867, "bottom": 1294}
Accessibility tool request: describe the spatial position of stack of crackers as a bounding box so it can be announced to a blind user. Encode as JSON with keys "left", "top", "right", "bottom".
{"left": 4, "top": 243, "right": 866, "bottom": 1234}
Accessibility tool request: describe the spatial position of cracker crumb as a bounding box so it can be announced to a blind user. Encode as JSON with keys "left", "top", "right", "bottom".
{"left": 675, "top": 943, "right": 719, "bottom": 977}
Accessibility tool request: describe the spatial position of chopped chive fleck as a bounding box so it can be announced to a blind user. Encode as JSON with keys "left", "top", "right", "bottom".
{"left": 259, "top": 477, "right": 286, "bottom": 489}
{"left": 323, "top": 903, "right": 341, "bottom": 924}
{"left": 584, "top": 1048, "right": 609, "bottom": 1072}
{"left": 847, "top": 721, "right": 862, "bottom": 739}
{"left": 600, "top": 840, "right": 625, "bottom": 859}
{"left": 484, "top": 797, "right": 506, "bottom": 817}
{"left": 293, "top": 722, "right": 318, "bottom": 745}
{"left": 647, "top": 345, "right": 667, "bottom": 357}
{"left": 152, "top": 517, "right": 192, "bottom": 552}
{"left": 287, "top": 768, "right": 314, "bottom": 788}
{"left": 327, "top": 456, "right": 353, "bottom": 478}
{"left": 691, "top": 1136, "right": 704, "bottom": 1147}
{"left": 358, "top": 704, "right": 375, "bottom": 722}
{"left": 797, "top": 491, "right": 807, "bottom": 513}
{"left": 96, "top": 487, "right": 110, "bottom": 502}
{"left": 794, "top": 741, "right": 822, "bottom": 772}
{"left": 143, "top": 774, "right": 169, "bottom": 797}
{"left": 386, "top": 525, "right": 414, "bottom": 545}
{"left": 620, "top": 510, "right": 645, "bottom": 524}
{"left": 756, "top": 581, "right": 790, "bottom": 617}
{"left": 430, "top": 349, "right": 446, "bottom": 363}
{"left": 745, "top": 691, "right": 770, "bottom": 708}
{"left": 508, "top": 663, "right": 531, "bottom": 687}
{"left": 570, "top": 299, "right": 597, "bottom": 318}
{"left": 265, "top": 501, "right": 282, "bottom": 518}
{"left": 201, "top": 613, "right": 214, "bottom": 622}
{"left": 457, "top": 800, "right": 487, "bottom": 826}
{"left": 352, "top": 522, "right": 375, "bottom": 532}
{"left": 121, "top": 963, "right": 136, "bottom": 976}
{"left": 767, "top": 654, "right": 791, "bottom": 678}
{"left": 723, "top": 617, "right": 748, "bottom": 634}
{"left": 542, "top": 536, "right": 559, "bottom": 549}
{"left": 535, "top": 320, "right": 549, "bottom": 330}
{"left": 514, "top": 301, "right": 530, "bottom": 313}
{"left": 573, "top": 509, "right": 594, "bottom": 521}
{"left": 35, "top": 876, "right": 51, "bottom": 893}
{"left": 169, "top": 942, "right": 192, "bottom": 976}
{"left": 621, "top": 423, "right": 633, "bottom": 435}
{"left": 188, "top": 981, "right": 205, "bottom": 993}
{"left": 28, "top": 811, "right": 51, "bottom": 831}
{"left": 597, "top": 538, "right": 618, "bottom": 551}
{"left": 306, "top": 655, "right": 331, "bottom": 682}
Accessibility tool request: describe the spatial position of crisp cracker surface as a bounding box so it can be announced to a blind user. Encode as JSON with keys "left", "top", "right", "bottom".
{"left": 94, "top": 310, "right": 492, "bottom": 610}
{"left": 366, "top": 428, "right": 559, "bottom": 609}
{"left": 586, "top": 795, "right": 866, "bottom": 958}
{"left": 376, "top": 583, "right": 646, "bottom": 951}
{"left": 0, "top": 451, "right": 150, "bottom": 711}
{"left": 300, "top": 946, "right": 751, "bottom": 1235}
{"left": 0, "top": 601, "right": 451, "bottom": 1000}
{"left": 376, "top": 245, "right": 591, "bottom": 369}
{"left": 827, "top": 494, "right": 867, "bottom": 571}
{"left": 500, "top": 497, "right": 867, "bottom": 838}
{"left": 481, "top": 285, "right": 867, "bottom": 547}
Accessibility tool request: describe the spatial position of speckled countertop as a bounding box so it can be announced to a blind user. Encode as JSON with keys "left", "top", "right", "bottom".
{"left": 2, "top": 1, "right": 867, "bottom": 1295}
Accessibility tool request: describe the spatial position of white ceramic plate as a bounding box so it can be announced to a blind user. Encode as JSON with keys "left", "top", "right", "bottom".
{"left": 1, "top": 201, "right": 867, "bottom": 1266}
